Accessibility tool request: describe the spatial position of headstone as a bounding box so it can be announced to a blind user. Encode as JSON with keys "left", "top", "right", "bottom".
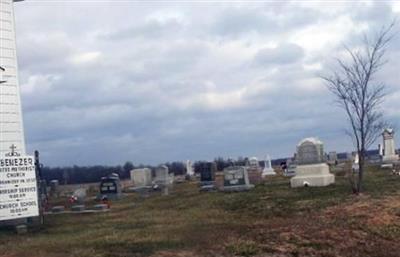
{"left": 186, "top": 160, "right": 194, "bottom": 176}
{"left": 130, "top": 168, "right": 152, "bottom": 189}
{"left": 262, "top": 155, "right": 276, "bottom": 176}
{"left": 327, "top": 151, "right": 338, "bottom": 165}
{"left": 199, "top": 162, "right": 217, "bottom": 191}
{"left": 296, "top": 138, "right": 325, "bottom": 165}
{"left": 382, "top": 128, "right": 399, "bottom": 163}
{"left": 49, "top": 180, "right": 59, "bottom": 197}
{"left": 248, "top": 157, "right": 259, "bottom": 167}
{"left": 15, "top": 224, "right": 28, "bottom": 234}
{"left": 291, "top": 138, "right": 335, "bottom": 187}
{"left": 352, "top": 153, "right": 360, "bottom": 172}
{"left": 246, "top": 157, "right": 263, "bottom": 184}
{"left": 379, "top": 144, "right": 383, "bottom": 156}
{"left": 222, "top": 166, "right": 254, "bottom": 192}
{"left": 98, "top": 173, "right": 122, "bottom": 200}
{"left": 214, "top": 171, "right": 224, "bottom": 189}
{"left": 153, "top": 165, "right": 172, "bottom": 195}
{"left": 153, "top": 165, "right": 170, "bottom": 185}
{"left": 284, "top": 164, "right": 297, "bottom": 177}
{"left": 72, "top": 188, "right": 86, "bottom": 204}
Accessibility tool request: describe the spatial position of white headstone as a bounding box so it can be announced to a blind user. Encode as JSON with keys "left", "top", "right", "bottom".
{"left": 262, "top": 155, "right": 276, "bottom": 176}
{"left": 382, "top": 128, "right": 399, "bottom": 163}
{"left": 248, "top": 157, "right": 259, "bottom": 167}
{"left": 0, "top": 0, "right": 26, "bottom": 158}
{"left": 72, "top": 188, "right": 87, "bottom": 203}
{"left": 352, "top": 153, "right": 360, "bottom": 172}
{"left": 378, "top": 144, "right": 383, "bottom": 156}
{"left": 186, "top": 160, "right": 194, "bottom": 176}
{"left": 130, "top": 168, "right": 152, "bottom": 188}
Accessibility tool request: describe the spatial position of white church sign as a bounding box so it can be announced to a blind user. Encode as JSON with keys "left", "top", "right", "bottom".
{"left": 0, "top": 154, "right": 38, "bottom": 221}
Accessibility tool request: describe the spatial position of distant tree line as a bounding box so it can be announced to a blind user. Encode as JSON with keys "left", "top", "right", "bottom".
{"left": 41, "top": 161, "right": 187, "bottom": 185}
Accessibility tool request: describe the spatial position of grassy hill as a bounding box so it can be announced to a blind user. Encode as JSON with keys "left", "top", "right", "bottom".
{"left": 1, "top": 166, "right": 400, "bottom": 257}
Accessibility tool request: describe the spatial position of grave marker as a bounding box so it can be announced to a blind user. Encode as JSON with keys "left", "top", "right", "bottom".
{"left": 262, "top": 155, "right": 276, "bottom": 176}
{"left": 291, "top": 138, "right": 334, "bottom": 187}
{"left": 99, "top": 174, "right": 122, "bottom": 200}
{"left": 199, "top": 162, "right": 217, "bottom": 191}
{"left": 382, "top": 128, "right": 399, "bottom": 163}
{"left": 222, "top": 166, "right": 254, "bottom": 192}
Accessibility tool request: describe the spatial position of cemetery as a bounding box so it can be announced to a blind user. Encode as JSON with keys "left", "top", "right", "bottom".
{"left": 1, "top": 164, "right": 400, "bottom": 257}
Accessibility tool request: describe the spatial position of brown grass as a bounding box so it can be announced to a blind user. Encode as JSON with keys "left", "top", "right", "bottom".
{"left": 1, "top": 166, "right": 400, "bottom": 257}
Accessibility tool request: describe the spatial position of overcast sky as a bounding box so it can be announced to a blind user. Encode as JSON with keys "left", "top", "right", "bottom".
{"left": 13, "top": 1, "right": 400, "bottom": 166}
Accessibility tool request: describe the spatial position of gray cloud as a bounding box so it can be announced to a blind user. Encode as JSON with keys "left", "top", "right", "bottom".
{"left": 10, "top": 2, "right": 400, "bottom": 166}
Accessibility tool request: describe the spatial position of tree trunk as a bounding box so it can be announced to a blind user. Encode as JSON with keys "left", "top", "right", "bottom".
{"left": 357, "top": 150, "right": 365, "bottom": 193}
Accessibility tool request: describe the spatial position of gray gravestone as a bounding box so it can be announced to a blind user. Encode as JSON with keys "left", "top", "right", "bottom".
{"left": 328, "top": 151, "right": 338, "bottom": 165}
{"left": 296, "top": 138, "right": 325, "bottom": 165}
{"left": 154, "top": 165, "right": 172, "bottom": 195}
{"left": 15, "top": 224, "right": 28, "bottom": 234}
{"left": 154, "top": 165, "right": 169, "bottom": 185}
{"left": 222, "top": 166, "right": 254, "bottom": 192}
{"left": 49, "top": 180, "right": 59, "bottom": 197}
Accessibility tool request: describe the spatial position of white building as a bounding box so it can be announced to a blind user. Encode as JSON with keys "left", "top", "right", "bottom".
{"left": 0, "top": 0, "right": 26, "bottom": 157}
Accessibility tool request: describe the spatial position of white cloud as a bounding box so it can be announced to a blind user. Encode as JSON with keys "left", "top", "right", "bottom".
{"left": 69, "top": 51, "right": 102, "bottom": 65}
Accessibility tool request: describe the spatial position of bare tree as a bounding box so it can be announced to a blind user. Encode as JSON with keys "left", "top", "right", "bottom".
{"left": 322, "top": 23, "right": 396, "bottom": 194}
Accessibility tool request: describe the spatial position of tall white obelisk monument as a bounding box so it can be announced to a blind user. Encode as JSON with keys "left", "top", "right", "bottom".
{"left": 0, "top": 0, "right": 26, "bottom": 157}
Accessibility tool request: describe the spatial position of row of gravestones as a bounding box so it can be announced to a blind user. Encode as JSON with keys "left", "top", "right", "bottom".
{"left": 50, "top": 133, "right": 399, "bottom": 209}
{"left": 127, "top": 137, "right": 336, "bottom": 193}
{"left": 129, "top": 162, "right": 256, "bottom": 193}
{"left": 198, "top": 137, "right": 336, "bottom": 190}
